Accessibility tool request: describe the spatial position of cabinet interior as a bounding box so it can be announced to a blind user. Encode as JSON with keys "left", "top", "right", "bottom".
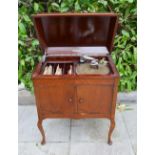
{"left": 40, "top": 56, "right": 113, "bottom": 76}
{"left": 42, "top": 61, "right": 76, "bottom": 75}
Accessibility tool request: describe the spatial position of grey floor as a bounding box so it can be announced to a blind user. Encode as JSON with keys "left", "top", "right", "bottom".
{"left": 18, "top": 104, "right": 136, "bottom": 155}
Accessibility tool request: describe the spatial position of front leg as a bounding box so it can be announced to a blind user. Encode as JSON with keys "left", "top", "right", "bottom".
{"left": 108, "top": 119, "right": 115, "bottom": 145}
{"left": 37, "top": 119, "right": 46, "bottom": 145}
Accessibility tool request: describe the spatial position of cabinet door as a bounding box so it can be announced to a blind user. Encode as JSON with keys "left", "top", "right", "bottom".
{"left": 35, "top": 85, "right": 75, "bottom": 114}
{"left": 77, "top": 85, "right": 113, "bottom": 114}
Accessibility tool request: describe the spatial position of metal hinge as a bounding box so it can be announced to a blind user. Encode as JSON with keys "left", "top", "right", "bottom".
{"left": 42, "top": 49, "right": 47, "bottom": 63}
{"left": 42, "top": 54, "right": 46, "bottom": 63}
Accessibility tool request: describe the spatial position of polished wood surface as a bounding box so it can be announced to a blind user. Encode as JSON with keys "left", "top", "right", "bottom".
{"left": 35, "top": 85, "right": 75, "bottom": 114}
{"left": 77, "top": 85, "right": 112, "bottom": 114}
{"left": 32, "top": 13, "right": 119, "bottom": 145}
{"left": 33, "top": 13, "right": 118, "bottom": 53}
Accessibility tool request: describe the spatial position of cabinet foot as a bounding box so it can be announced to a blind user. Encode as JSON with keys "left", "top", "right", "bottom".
{"left": 108, "top": 119, "right": 115, "bottom": 145}
{"left": 37, "top": 119, "right": 46, "bottom": 145}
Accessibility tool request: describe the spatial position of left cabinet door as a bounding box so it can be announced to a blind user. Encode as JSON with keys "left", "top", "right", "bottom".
{"left": 35, "top": 85, "right": 75, "bottom": 114}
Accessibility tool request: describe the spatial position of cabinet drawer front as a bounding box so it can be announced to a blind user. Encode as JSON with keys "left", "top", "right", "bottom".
{"left": 35, "top": 85, "right": 75, "bottom": 114}
{"left": 77, "top": 85, "right": 113, "bottom": 114}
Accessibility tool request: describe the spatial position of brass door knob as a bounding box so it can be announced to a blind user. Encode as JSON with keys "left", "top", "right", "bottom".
{"left": 68, "top": 98, "right": 73, "bottom": 103}
{"left": 79, "top": 98, "right": 84, "bottom": 103}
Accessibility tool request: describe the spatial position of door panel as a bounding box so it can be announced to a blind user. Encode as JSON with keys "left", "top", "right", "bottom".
{"left": 35, "top": 85, "right": 74, "bottom": 114}
{"left": 77, "top": 85, "right": 113, "bottom": 114}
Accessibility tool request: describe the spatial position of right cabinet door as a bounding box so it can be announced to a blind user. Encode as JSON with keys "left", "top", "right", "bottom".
{"left": 77, "top": 85, "right": 113, "bottom": 114}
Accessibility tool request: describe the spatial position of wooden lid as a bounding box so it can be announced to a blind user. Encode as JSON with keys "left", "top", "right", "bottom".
{"left": 33, "top": 13, "right": 118, "bottom": 55}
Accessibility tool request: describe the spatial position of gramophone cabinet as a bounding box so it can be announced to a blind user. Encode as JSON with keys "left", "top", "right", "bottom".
{"left": 32, "top": 13, "right": 120, "bottom": 145}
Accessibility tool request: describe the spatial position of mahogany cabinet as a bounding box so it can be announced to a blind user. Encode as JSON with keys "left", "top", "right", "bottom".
{"left": 32, "top": 13, "right": 120, "bottom": 145}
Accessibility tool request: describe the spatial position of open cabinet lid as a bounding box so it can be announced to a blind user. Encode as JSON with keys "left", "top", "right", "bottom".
{"left": 33, "top": 13, "right": 118, "bottom": 56}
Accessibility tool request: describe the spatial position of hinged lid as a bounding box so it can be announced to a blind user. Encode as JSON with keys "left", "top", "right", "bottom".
{"left": 33, "top": 13, "right": 118, "bottom": 56}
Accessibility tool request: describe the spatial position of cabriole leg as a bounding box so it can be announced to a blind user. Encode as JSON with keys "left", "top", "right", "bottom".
{"left": 108, "top": 119, "right": 115, "bottom": 145}
{"left": 37, "top": 119, "right": 45, "bottom": 145}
